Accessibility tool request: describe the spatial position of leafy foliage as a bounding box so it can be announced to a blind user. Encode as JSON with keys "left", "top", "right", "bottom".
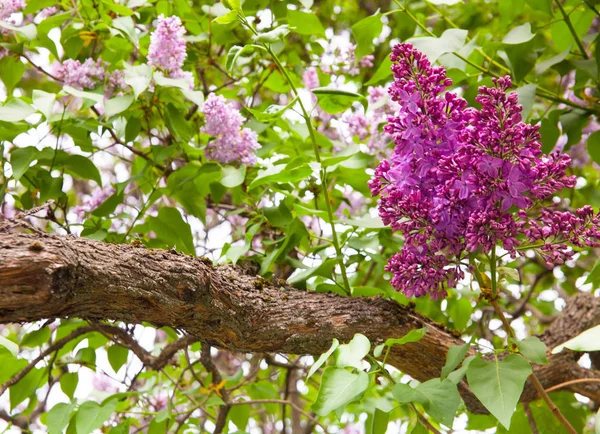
{"left": 1, "top": 0, "right": 600, "bottom": 432}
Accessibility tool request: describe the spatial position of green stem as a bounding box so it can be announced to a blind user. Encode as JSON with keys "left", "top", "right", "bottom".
{"left": 488, "top": 247, "right": 576, "bottom": 434}
{"left": 241, "top": 18, "right": 352, "bottom": 295}
{"left": 554, "top": 0, "right": 589, "bottom": 59}
{"left": 490, "top": 247, "right": 497, "bottom": 298}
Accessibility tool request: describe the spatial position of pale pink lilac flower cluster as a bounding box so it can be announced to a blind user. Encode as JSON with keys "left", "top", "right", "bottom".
{"left": 53, "top": 58, "right": 125, "bottom": 95}
{"left": 201, "top": 93, "right": 260, "bottom": 166}
{"left": 148, "top": 15, "right": 191, "bottom": 82}
{"left": 369, "top": 43, "right": 599, "bottom": 299}
{"left": 38, "top": 6, "right": 57, "bottom": 19}
{"left": 53, "top": 58, "right": 105, "bottom": 90}
{"left": 0, "top": 0, "right": 24, "bottom": 22}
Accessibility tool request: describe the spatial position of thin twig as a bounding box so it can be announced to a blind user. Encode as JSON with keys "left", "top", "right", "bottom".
{"left": 229, "top": 399, "right": 328, "bottom": 432}
{"left": 544, "top": 378, "right": 600, "bottom": 393}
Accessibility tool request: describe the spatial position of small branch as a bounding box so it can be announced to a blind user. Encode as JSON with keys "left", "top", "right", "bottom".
{"left": 409, "top": 403, "right": 442, "bottom": 434}
{"left": 554, "top": 0, "right": 589, "bottom": 59}
{"left": 0, "top": 326, "right": 95, "bottom": 397}
{"left": 200, "top": 344, "right": 230, "bottom": 434}
{"left": 92, "top": 322, "right": 194, "bottom": 370}
{"left": 545, "top": 378, "right": 600, "bottom": 393}
{"left": 523, "top": 403, "right": 539, "bottom": 434}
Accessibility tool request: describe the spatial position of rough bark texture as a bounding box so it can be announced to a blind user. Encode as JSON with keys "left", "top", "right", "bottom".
{"left": 1, "top": 230, "right": 599, "bottom": 413}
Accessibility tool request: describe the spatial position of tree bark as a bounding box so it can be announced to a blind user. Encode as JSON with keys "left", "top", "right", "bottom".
{"left": 1, "top": 230, "right": 599, "bottom": 413}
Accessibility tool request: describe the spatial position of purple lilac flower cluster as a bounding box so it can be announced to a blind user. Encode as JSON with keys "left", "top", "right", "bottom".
{"left": 201, "top": 93, "right": 260, "bottom": 166}
{"left": 148, "top": 15, "right": 190, "bottom": 80}
{"left": 370, "top": 43, "right": 599, "bottom": 299}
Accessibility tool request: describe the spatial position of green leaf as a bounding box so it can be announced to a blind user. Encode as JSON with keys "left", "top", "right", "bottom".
{"left": 408, "top": 29, "right": 468, "bottom": 63}
{"left": 221, "top": 165, "right": 246, "bottom": 188}
{"left": 503, "top": 23, "right": 536, "bottom": 44}
{"left": 21, "top": 327, "right": 51, "bottom": 348}
{"left": 335, "top": 334, "right": 370, "bottom": 369}
{"left": 0, "top": 56, "right": 25, "bottom": 92}
{"left": 153, "top": 71, "right": 193, "bottom": 90}
{"left": 384, "top": 328, "right": 427, "bottom": 348}
{"left": 60, "top": 373, "right": 79, "bottom": 400}
{"left": 0, "top": 22, "right": 37, "bottom": 39}
{"left": 76, "top": 399, "right": 118, "bottom": 434}
{"left": 441, "top": 341, "right": 471, "bottom": 380}
{"left": 540, "top": 110, "right": 561, "bottom": 153}
{"left": 513, "top": 84, "right": 537, "bottom": 120}
{"left": 107, "top": 344, "right": 129, "bottom": 372}
{"left": 365, "top": 56, "right": 392, "bottom": 86}
{"left": 288, "top": 10, "right": 325, "bottom": 37}
{"left": 63, "top": 86, "right": 104, "bottom": 105}
{"left": 370, "top": 408, "right": 390, "bottom": 434}
{"left": 447, "top": 297, "right": 472, "bottom": 330}
{"left": 148, "top": 207, "right": 195, "bottom": 255}
{"left": 312, "top": 367, "right": 369, "bottom": 416}
{"left": 466, "top": 354, "right": 532, "bottom": 429}
{"left": 307, "top": 339, "right": 339, "bottom": 379}
{"left": 229, "top": 404, "right": 250, "bottom": 429}
{"left": 226, "top": 45, "right": 257, "bottom": 73}
{"left": 596, "top": 407, "right": 600, "bottom": 434}
{"left": 247, "top": 98, "right": 296, "bottom": 122}
{"left": 551, "top": 324, "right": 600, "bottom": 354}
{"left": 124, "top": 64, "right": 152, "bottom": 99}
{"left": 249, "top": 159, "right": 312, "bottom": 189}
{"left": 222, "top": 0, "right": 241, "bottom": 12}
{"left": 253, "top": 25, "right": 290, "bottom": 43}
{"left": 351, "top": 11, "right": 383, "bottom": 58}
{"left": 104, "top": 95, "right": 133, "bottom": 118}
{"left": 345, "top": 215, "right": 385, "bottom": 228}
{"left": 392, "top": 378, "right": 461, "bottom": 427}
{"left": 515, "top": 337, "right": 549, "bottom": 364}
{"left": 47, "top": 402, "right": 76, "bottom": 434}
{"left": 535, "top": 48, "right": 571, "bottom": 76}
{"left": 64, "top": 155, "right": 102, "bottom": 185}
{"left": 505, "top": 39, "right": 537, "bottom": 82}
{"left": 0, "top": 335, "right": 18, "bottom": 356}
{"left": 92, "top": 192, "right": 124, "bottom": 217}
{"left": 214, "top": 9, "right": 238, "bottom": 24}
{"left": 312, "top": 87, "right": 368, "bottom": 114}
{"left": 373, "top": 343, "right": 385, "bottom": 358}
{"left": 33, "top": 90, "right": 57, "bottom": 120}
{"left": 587, "top": 131, "right": 600, "bottom": 165}
{"left": 10, "top": 367, "right": 44, "bottom": 409}
{"left": 165, "top": 103, "right": 194, "bottom": 143}
{"left": 0, "top": 98, "right": 36, "bottom": 122}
